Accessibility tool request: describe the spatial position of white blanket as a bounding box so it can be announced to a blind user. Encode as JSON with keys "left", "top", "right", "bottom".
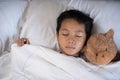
{"left": 0, "top": 53, "right": 11, "bottom": 80}
{"left": 11, "top": 44, "right": 120, "bottom": 80}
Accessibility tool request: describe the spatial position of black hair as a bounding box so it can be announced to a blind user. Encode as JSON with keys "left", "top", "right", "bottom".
{"left": 56, "top": 9, "right": 93, "bottom": 45}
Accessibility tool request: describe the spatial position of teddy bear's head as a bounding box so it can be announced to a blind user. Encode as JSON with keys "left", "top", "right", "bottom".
{"left": 85, "top": 29, "right": 117, "bottom": 65}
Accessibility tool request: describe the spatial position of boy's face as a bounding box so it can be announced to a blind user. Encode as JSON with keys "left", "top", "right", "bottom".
{"left": 57, "top": 19, "right": 86, "bottom": 57}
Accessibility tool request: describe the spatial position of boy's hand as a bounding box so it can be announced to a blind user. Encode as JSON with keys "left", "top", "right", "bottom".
{"left": 15, "top": 38, "right": 30, "bottom": 47}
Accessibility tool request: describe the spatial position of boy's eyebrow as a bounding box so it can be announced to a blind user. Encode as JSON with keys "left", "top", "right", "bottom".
{"left": 75, "top": 30, "right": 84, "bottom": 33}
{"left": 61, "top": 28, "right": 84, "bottom": 33}
{"left": 61, "top": 28, "right": 68, "bottom": 31}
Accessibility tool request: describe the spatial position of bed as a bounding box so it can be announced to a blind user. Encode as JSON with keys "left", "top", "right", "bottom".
{"left": 0, "top": 0, "right": 120, "bottom": 80}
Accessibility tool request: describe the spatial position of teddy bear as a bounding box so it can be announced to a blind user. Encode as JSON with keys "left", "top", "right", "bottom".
{"left": 84, "top": 29, "right": 118, "bottom": 65}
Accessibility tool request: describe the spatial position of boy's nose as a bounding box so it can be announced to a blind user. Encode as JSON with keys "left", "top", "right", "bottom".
{"left": 67, "top": 37, "right": 75, "bottom": 44}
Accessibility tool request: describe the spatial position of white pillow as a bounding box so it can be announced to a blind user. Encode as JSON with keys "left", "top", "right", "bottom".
{"left": 0, "top": 38, "right": 2, "bottom": 54}
{"left": 68, "top": 0, "right": 120, "bottom": 51}
{"left": 19, "top": 0, "right": 69, "bottom": 51}
{"left": 19, "top": 0, "right": 120, "bottom": 51}
{"left": 0, "top": 0, "right": 27, "bottom": 55}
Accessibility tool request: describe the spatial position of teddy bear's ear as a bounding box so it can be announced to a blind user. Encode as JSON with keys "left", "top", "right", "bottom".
{"left": 105, "top": 29, "right": 114, "bottom": 39}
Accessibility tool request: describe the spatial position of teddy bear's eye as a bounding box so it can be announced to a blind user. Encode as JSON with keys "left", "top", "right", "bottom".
{"left": 96, "top": 53, "right": 98, "bottom": 56}
{"left": 105, "top": 48, "right": 107, "bottom": 51}
{"left": 102, "top": 55, "right": 104, "bottom": 58}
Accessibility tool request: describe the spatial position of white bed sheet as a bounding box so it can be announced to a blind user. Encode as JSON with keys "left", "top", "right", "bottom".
{"left": 11, "top": 44, "right": 120, "bottom": 80}
{"left": 0, "top": 53, "right": 11, "bottom": 80}
{"left": 0, "top": 44, "right": 120, "bottom": 80}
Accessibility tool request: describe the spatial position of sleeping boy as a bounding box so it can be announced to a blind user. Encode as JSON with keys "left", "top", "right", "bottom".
{"left": 16, "top": 9, "right": 93, "bottom": 58}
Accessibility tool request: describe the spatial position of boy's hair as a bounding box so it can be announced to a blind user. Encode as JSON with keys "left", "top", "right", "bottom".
{"left": 56, "top": 9, "right": 93, "bottom": 45}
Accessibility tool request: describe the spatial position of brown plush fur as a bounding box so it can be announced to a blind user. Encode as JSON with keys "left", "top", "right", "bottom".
{"left": 84, "top": 29, "right": 117, "bottom": 65}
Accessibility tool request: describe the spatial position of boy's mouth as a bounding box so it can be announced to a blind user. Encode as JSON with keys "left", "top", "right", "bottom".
{"left": 66, "top": 46, "right": 75, "bottom": 49}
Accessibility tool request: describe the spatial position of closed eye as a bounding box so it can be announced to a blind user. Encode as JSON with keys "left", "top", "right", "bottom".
{"left": 62, "top": 34, "right": 68, "bottom": 36}
{"left": 75, "top": 35, "right": 82, "bottom": 38}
